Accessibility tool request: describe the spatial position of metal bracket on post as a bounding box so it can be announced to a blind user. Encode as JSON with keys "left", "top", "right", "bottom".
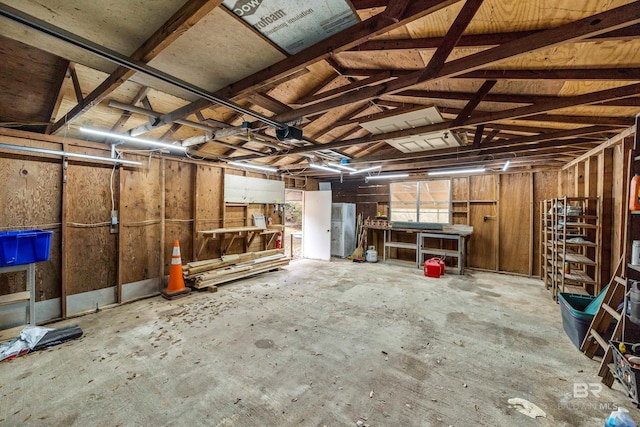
{"left": 110, "top": 141, "right": 124, "bottom": 161}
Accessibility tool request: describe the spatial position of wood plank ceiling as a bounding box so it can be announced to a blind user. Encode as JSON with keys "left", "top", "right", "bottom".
{"left": 0, "top": 0, "right": 639, "bottom": 179}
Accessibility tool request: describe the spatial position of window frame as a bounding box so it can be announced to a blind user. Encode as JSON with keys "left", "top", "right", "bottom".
{"left": 389, "top": 179, "right": 451, "bottom": 224}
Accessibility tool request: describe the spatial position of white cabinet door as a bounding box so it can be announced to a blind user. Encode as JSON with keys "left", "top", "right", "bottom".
{"left": 302, "top": 191, "right": 332, "bottom": 260}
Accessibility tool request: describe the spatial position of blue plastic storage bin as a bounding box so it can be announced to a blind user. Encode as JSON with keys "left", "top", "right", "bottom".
{"left": 0, "top": 230, "right": 53, "bottom": 267}
{"left": 559, "top": 287, "right": 609, "bottom": 350}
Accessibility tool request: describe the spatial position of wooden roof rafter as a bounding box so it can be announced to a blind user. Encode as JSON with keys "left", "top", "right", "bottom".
{"left": 49, "top": 0, "right": 224, "bottom": 134}
{"left": 273, "top": 2, "right": 640, "bottom": 123}
{"left": 350, "top": 24, "right": 640, "bottom": 52}
{"left": 234, "top": 81, "right": 640, "bottom": 160}
{"left": 126, "top": 0, "right": 462, "bottom": 136}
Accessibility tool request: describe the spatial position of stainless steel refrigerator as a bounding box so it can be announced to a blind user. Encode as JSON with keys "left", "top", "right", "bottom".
{"left": 331, "top": 203, "right": 356, "bottom": 258}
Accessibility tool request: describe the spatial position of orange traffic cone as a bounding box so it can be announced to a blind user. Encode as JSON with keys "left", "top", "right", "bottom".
{"left": 161, "top": 240, "right": 191, "bottom": 300}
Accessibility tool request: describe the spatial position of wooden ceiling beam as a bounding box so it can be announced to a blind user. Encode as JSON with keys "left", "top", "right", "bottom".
{"left": 216, "top": 0, "right": 460, "bottom": 100}
{"left": 297, "top": 0, "right": 484, "bottom": 110}
{"left": 247, "top": 93, "right": 291, "bottom": 115}
{"left": 459, "top": 68, "right": 640, "bottom": 81}
{"left": 416, "top": 0, "right": 485, "bottom": 82}
{"left": 451, "top": 79, "right": 496, "bottom": 126}
{"left": 480, "top": 129, "right": 500, "bottom": 145}
{"left": 67, "top": 63, "right": 83, "bottom": 105}
{"left": 352, "top": 23, "right": 640, "bottom": 51}
{"left": 390, "top": 89, "right": 639, "bottom": 107}
{"left": 357, "top": 127, "right": 610, "bottom": 164}
{"left": 295, "top": 71, "right": 394, "bottom": 106}
{"left": 49, "top": 0, "right": 223, "bottom": 134}
{"left": 381, "top": 0, "right": 413, "bottom": 21}
{"left": 110, "top": 86, "right": 151, "bottom": 132}
{"left": 413, "top": 105, "right": 635, "bottom": 127}
{"left": 309, "top": 103, "right": 373, "bottom": 139}
{"left": 261, "top": 83, "right": 640, "bottom": 157}
{"left": 302, "top": 72, "right": 342, "bottom": 99}
{"left": 46, "top": 60, "right": 71, "bottom": 133}
{"left": 341, "top": 67, "right": 640, "bottom": 81}
{"left": 472, "top": 125, "right": 485, "bottom": 148}
{"left": 274, "top": 2, "right": 640, "bottom": 123}
{"left": 367, "top": 148, "right": 593, "bottom": 170}
{"left": 350, "top": 0, "right": 388, "bottom": 9}
{"left": 121, "top": 0, "right": 460, "bottom": 137}
{"left": 332, "top": 103, "right": 425, "bottom": 128}
{"left": 522, "top": 114, "right": 634, "bottom": 127}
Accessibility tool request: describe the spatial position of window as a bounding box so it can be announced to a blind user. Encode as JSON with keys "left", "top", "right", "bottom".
{"left": 390, "top": 180, "right": 450, "bottom": 224}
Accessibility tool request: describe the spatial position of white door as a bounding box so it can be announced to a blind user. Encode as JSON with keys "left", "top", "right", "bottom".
{"left": 303, "top": 191, "right": 332, "bottom": 260}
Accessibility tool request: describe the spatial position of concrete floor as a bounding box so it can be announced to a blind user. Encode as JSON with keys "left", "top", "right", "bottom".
{"left": 1, "top": 259, "right": 638, "bottom": 426}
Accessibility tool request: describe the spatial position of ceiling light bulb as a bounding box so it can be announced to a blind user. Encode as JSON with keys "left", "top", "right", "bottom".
{"left": 327, "top": 162, "right": 357, "bottom": 172}
{"left": 350, "top": 165, "right": 382, "bottom": 175}
{"left": 309, "top": 163, "right": 342, "bottom": 174}
{"left": 365, "top": 173, "right": 409, "bottom": 181}
{"left": 428, "top": 167, "right": 486, "bottom": 176}
{"left": 80, "top": 127, "right": 187, "bottom": 151}
{"left": 502, "top": 161, "right": 510, "bottom": 171}
{"left": 227, "top": 161, "right": 278, "bottom": 173}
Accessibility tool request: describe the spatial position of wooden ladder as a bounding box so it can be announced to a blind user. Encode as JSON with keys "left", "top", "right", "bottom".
{"left": 580, "top": 262, "right": 625, "bottom": 387}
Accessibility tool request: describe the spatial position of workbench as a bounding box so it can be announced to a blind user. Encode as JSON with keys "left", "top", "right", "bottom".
{"left": 367, "top": 226, "right": 472, "bottom": 274}
{"left": 197, "top": 225, "right": 283, "bottom": 257}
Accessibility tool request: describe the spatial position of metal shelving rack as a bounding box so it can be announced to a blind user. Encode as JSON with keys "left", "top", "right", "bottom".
{"left": 541, "top": 197, "right": 601, "bottom": 300}
{"left": 557, "top": 196, "right": 601, "bottom": 297}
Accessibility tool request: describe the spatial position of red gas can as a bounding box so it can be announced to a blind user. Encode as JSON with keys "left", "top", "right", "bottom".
{"left": 424, "top": 258, "right": 441, "bottom": 278}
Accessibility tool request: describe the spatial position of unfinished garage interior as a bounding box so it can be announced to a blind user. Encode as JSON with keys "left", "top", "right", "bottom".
{"left": 1, "top": 0, "right": 640, "bottom": 425}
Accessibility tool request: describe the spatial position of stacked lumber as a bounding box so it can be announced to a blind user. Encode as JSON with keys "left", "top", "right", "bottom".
{"left": 182, "top": 249, "right": 289, "bottom": 290}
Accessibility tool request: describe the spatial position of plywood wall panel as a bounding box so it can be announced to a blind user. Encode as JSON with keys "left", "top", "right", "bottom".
{"left": 164, "top": 161, "right": 194, "bottom": 272}
{"left": 533, "top": 171, "right": 559, "bottom": 276}
{"left": 469, "top": 175, "right": 496, "bottom": 200}
{"left": 611, "top": 140, "right": 630, "bottom": 267}
{"left": 120, "top": 157, "right": 162, "bottom": 284}
{"left": 0, "top": 157, "right": 61, "bottom": 301}
{"left": 499, "top": 173, "right": 531, "bottom": 274}
{"left": 468, "top": 203, "right": 497, "bottom": 270}
{"left": 164, "top": 223, "right": 192, "bottom": 275}
{"left": 65, "top": 163, "right": 118, "bottom": 295}
{"left": 195, "top": 165, "right": 223, "bottom": 259}
{"left": 451, "top": 177, "right": 469, "bottom": 200}
{"left": 599, "top": 149, "right": 614, "bottom": 285}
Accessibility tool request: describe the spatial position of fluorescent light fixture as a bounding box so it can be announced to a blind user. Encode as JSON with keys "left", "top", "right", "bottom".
{"left": 428, "top": 167, "right": 486, "bottom": 176}
{"left": 350, "top": 165, "right": 382, "bottom": 175}
{"left": 309, "top": 163, "right": 342, "bottom": 174}
{"left": 502, "top": 160, "right": 510, "bottom": 171}
{"left": 365, "top": 173, "right": 409, "bottom": 181}
{"left": 80, "top": 127, "right": 187, "bottom": 151}
{"left": 327, "top": 162, "right": 357, "bottom": 172}
{"left": 227, "top": 161, "right": 278, "bottom": 173}
{"left": 0, "top": 143, "right": 142, "bottom": 165}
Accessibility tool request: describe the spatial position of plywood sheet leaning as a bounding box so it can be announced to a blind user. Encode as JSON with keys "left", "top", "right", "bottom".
{"left": 0, "top": 156, "right": 61, "bottom": 302}
{"left": 164, "top": 160, "right": 195, "bottom": 275}
{"left": 119, "top": 155, "right": 162, "bottom": 285}
{"left": 499, "top": 173, "right": 531, "bottom": 274}
{"left": 65, "top": 161, "right": 118, "bottom": 295}
{"left": 195, "top": 165, "right": 224, "bottom": 260}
